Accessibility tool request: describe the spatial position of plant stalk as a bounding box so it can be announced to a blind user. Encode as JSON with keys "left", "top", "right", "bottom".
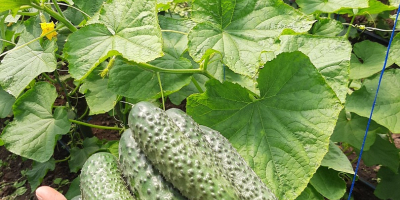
{"left": 29, "top": 2, "right": 77, "bottom": 32}
{"left": 127, "top": 61, "right": 215, "bottom": 79}
{"left": 344, "top": 15, "right": 356, "bottom": 38}
{"left": 69, "top": 119, "right": 123, "bottom": 131}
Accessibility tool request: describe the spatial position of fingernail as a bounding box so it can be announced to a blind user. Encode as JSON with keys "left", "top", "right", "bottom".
{"left": 37, "top": 195, "right": 43, "bottom": 200}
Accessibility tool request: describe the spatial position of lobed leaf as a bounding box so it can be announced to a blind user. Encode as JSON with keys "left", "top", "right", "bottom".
{"left": 0, "top": 31, "right": 57, "bottom": 97}
{"left": 64, "top": 0, "right": 163, "bottom": 80}
{"left": 187, "top": 52, "right": 342, "bottom": 200}
{"left": 188, "top": 0, "right": 314, "bottom": 77}
{"left": 26, "top": 158, "right": 56, "bottom": 191}
{"left": 1, "top": 82, "right": 71, "bottom": 162}
{"left": 346, "top": 69, "right": 400, "bottom": 132}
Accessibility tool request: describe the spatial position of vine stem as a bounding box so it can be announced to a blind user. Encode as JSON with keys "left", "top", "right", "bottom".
{"left": 344, "top": 15, "right": 356, "bottom": 38}
{"left": 127, "top": 61, "right": 215, "bottom": 79}
{"left": 157, "top": 72, "right": 165, "bottom": 110}
{"left": 52, "top": 0, "right": 66, "bottom": 19}
{"left": 69, "top": 119, "right": 123, "bottom": 131}
{"left": 29, "top": 2, "right": 77, "bottom": 32}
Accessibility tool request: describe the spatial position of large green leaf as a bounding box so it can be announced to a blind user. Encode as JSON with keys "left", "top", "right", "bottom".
{"left": 295, "top": 184, "right": 324, "bottom": 200}
{"left": 362, "top": 135, "right": 399, "bottom": 172}
{"left": 64, "top": 0, "right": 163, "bottom": 80}
{"left": 1, "top": 82, "right": 71, "bottom": 162}
{"left": 346, "top": 69, "right": 400, "bottom": 132}
{"left": 350, "top": 40, "right": 393, "bottom": 80}
{"left": 296, "top": 0, "right": 368, "bottom": 14}
{"left": 321, "top": 140, "right": 354, "bottom": 174}
{"left": 26, "top": 158, "right": 55, "bottom": 191}
{"left": 331, "top": 110, "right": 388, "bottom": 151}
{"left": 309, "top": 167, "right": 346, "bottom": 200}
{"left": 79, "top": 63, "right": 117, "bottom": 115}
{"left": 0, "top": 31, "right": 57, "bottom": 97}
{"left": 187, "top": 52, "right": 342, "bottom": 200}
{"left": 0, "top": 0, "right": 31, "bottom": 12}
{"left": 0, "top": 86, "right": 15, "bottom": 118}
{"left": 278, "top": 34, "right": 352, "bottom": 103}
{"left": 108, "top": 17, "right": 194, "bottom": 101}
{"left": 188, "top": 0, "right": 314, "bottom": 77}
{"left": 374, "top": 166, "right": 400, "bottom": 200}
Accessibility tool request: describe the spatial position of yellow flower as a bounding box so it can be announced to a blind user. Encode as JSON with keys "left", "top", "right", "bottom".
{"left": 40, "top": 22, "right": 57, "bottom": 40}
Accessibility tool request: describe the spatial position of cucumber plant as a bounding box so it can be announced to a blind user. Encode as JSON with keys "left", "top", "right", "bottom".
{"left": 0, "top": 0, "right": 400, "bottom": 199}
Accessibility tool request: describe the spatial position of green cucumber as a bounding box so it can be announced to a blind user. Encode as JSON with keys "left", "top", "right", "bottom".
{"left": 119, "top": 129, "right": 187, "bottom": 200}
{"left": 80, "top": 152, "right": 135, "bottom": 200}
{"left": 200, "top": 125, "right": 277, "bottom": 200}
{"left": 128, "top": 101, "right": 239, "bottom": 200}
{"left": 166, "top": 108, "right": 277, "bottom": 200}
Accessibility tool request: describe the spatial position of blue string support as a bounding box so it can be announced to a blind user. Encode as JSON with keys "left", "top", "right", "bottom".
{"left": 347, "top": 4, "right": 400, "bottom": 199}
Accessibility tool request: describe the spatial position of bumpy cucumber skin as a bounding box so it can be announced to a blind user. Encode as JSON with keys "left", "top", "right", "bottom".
{"left": 200, "top": 125, "right": 277, "bottom": 200}
{"left": 165, "top": 109, "right": 226, "bottom": 178}
{"left": 128, "top": 101, "right": 240, "bottom": 200}
{"left": 80, "top": 152, "right": 135, "bottom": 200}
{"left": 119, "top": 129, "right": 187, "bottom": 200}
{"left": 166, "top": 108, "right": 277, "bottom": 200}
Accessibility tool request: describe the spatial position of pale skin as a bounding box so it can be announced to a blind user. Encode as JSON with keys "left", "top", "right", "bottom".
{"left": 35, "top": 186, "right": 67, "bottom": 200}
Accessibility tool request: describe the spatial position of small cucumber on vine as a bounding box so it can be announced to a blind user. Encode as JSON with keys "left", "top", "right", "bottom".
{"left": 128, "top": 101, "right": 239, "bottom": 200}
{"left": 166, "top": 108, "right": 277, "bottom": 200}
{"left": 119, "top": 129, "right": 187, "bottom": 200}
{"left": 80, "top": 152, "right": 135, "bottom": 200}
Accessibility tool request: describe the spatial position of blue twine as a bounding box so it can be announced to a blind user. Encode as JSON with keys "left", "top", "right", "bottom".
{"left": 347, "top": 4, "right": 400, "bottom": 199}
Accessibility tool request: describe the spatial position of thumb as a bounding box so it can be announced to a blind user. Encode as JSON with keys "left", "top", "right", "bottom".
{"left": 36, "top": 186, "right": 67, "bottom": 200}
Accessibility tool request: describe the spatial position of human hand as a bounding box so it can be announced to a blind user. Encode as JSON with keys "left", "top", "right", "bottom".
{"left": 36, "top": 186, "right": 67, "bottom": 200}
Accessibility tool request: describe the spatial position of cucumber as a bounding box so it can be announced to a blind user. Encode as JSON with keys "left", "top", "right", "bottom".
{"left": 80, "top": 152, "right": 135, "bottom": 200}
{"left": 128, "top": 101, "right": 239, "bottom": 200}
{"left": 119, "top": 129, "right": 187, "bottom": 200}
{"left": 166, "top": 108, "right": 277, "bottom": 200}
{"left": 200, "top": 125, "right": 277, "bottom": 200}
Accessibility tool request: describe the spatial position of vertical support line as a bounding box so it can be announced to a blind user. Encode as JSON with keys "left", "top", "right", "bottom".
{"left": 347, "top": 4, "right": 400, "bottom": 200}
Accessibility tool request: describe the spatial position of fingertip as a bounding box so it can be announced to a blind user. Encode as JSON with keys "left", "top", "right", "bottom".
{"left": 36, "top": 186, "right": 67, "bottom": 200}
